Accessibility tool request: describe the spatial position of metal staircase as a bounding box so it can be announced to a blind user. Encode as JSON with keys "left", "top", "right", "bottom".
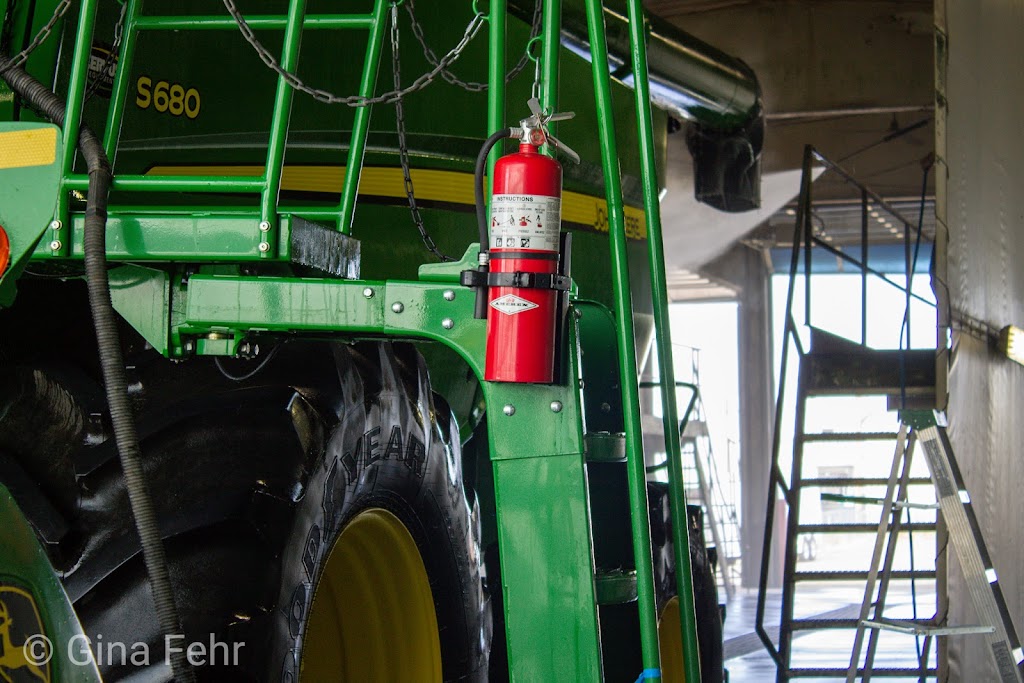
{"left": 756, "top": 147, "right": 945, "bottom": 680}
{"left": 641, "top": 351, "right": 743, "bottom": 601}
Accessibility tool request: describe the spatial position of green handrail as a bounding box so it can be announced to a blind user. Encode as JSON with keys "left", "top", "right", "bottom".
{"left": 260, "top": 0, "right": 308, "bottom": 257}
{"left": 625, "top": 1, "right": 703, "bottom": 680}
{"left": 539, "top": 0, "right": 561, "bottom": 150}
{"left": 58, "top": 0, "right": 389, "bottom": 247}
{"left": 132, "top": 15, "right": 375, "bottom": 31}
{"left": 335, "top": 0, "right": 389, "bottom": 233}
{"left": 102, "top": 0, "right": 141, "bottom": 161}
{"left": 582, "top": 0, "right": 661, "bottom": 679}
{"left": 53, "top": 0, "right": 100, "bottom": 257}
{"left": 639, "top": 381, "right": 698, "bottom": 474}
{"left": 487, "top": 0, "right": 508, "bottom": 182}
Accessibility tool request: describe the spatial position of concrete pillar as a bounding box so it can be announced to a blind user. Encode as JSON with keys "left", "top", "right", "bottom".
{"left": 705, "top": 243, "right": 778, "bottom": 588}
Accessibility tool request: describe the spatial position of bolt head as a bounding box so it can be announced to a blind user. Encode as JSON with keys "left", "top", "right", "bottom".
{"left": 259, "top": 221, "right": 272, "bottom": 232}
{"left": 503, "top": 404, "right": 516, "bottom": 416}
{"left": 600, "top": 402, "right": 612, "bottom": 413}
{"left": 441, "top": 318, "right": 454, "bottom": 330}
{"left": 550, "top": 401, "right": 563, "bottom": 413}
{"left": 49, "top": 240, "right": 62, "bottom": 251}
{"left": 258, "top": 241, "right": 271, "bottom": 253}
{"left": 391, "top": 302, "right": 405, "bottom": 314}
{"left": 363, "top": 287, "right": 375, "bottom": 299}
{"left": 49, "top": 220, "right": 61, "bottom": 231}
{"left": 443, "top": 289, "right": 456, "bottom": 301}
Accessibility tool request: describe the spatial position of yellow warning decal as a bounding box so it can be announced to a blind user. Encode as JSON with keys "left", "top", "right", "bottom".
{"left": 145, "top": 165, "right": 648, "bottom": 240}
{"left": 0, "top": 584, "right": 51, "bottom": 682}
{"left": 0, "top": 127, "right": 57, "bottom": 171}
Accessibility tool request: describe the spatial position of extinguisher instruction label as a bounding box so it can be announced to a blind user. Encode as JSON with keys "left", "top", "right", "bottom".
{"left": 489, "top": 194, "right": 561, "bottom": 252}
{"left": 490, "top": 294, "right": 539, "bottom": 316}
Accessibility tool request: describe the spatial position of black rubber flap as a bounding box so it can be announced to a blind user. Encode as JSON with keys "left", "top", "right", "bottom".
{"left": 290, "top": 217, "right": 361, "bottom": 279}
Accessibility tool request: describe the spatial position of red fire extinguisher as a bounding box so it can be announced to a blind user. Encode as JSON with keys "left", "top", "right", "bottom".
{"left": 469, "top": 100, "right": 579, "bottom": 384}
{"left": 485, "top": 136, "right": 562, "bottom": 383}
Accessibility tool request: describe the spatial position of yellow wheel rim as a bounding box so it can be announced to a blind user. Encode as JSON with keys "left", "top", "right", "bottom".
{"left": 301, "top": 508, "right": 442, "bottom": 682}
{"left": 658, "top": 596, "right": 686, "bottom": 683}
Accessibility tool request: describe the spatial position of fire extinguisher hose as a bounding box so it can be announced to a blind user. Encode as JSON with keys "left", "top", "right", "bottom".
{"left": 475, "top": 128, "right": 516, "bottom": 252}
{"left": 473, "top": 128, "right": 515, "bottom": 318}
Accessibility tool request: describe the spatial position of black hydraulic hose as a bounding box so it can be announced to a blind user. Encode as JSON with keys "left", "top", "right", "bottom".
{"left": 472, "top": 128, "right": 514, "bottom": 318}
{"left": 0, "top": 56, "right": 195, "bottom": 683}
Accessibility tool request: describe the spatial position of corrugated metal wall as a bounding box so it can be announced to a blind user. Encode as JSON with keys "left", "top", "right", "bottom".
{"left": 936, "top": 1, "right": 1024, "bottom": 679}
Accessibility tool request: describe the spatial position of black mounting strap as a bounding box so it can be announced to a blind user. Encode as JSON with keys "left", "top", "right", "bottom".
{"left": 460, "top": 269, "right": 571, "bottom": 291}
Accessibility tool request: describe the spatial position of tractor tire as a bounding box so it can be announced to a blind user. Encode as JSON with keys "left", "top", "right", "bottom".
{"left": 2, "top": 340, "right": 490, "bottom": 682}
{"left": 649, "top": 482, "right": 725, "bottom": 683}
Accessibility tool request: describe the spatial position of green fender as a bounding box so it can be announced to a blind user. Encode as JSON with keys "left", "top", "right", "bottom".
{"left": 0, "top": 483, "right": 101, "bottom": 682}
{"left": 0, "top": 122, "right": 63, "bottom": 307}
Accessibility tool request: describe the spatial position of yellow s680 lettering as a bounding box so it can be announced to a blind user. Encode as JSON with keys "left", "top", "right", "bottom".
{"left": 136, "top": 75, "right": 200, "bottom": 120}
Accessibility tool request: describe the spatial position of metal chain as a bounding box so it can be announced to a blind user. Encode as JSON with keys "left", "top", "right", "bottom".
{"left": 222, "top": 0, "right": 485, "bottom": 107}
{"left": 529, "top": 36, "right": 542, "bottom": 102}
{"left": 404, "top": 0, "right": 542, "bottom": 93}
{"left": 7, "top": 0, "right": 71, "bottom": 67}
{"left": 391, "top": 4, "right": 453, "bottom": 262}
{"left": 1, "top": 0, "right": 20, "bottom": 55}
{"left": 85, "top": 0, "right": 128, "bottom": 102}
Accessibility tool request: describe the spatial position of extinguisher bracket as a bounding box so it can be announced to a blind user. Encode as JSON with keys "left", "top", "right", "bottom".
{"left": 460, "top": 269, "right": 571, "bottom": 291}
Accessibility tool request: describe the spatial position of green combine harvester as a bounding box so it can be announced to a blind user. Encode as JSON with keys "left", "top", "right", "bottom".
{"left": 0, "top": 0, "right": 761, "bottom": 680}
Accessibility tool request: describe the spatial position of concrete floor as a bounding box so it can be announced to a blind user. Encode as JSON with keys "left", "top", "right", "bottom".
{"left": 723, "top": 585, "right": 938, "bottom": 682}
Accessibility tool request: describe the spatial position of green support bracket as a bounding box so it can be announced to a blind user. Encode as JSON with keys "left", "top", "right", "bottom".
{"left": 900, "top": 409, "right": 943, "bottom": 431}
{"left": 482, "top": 320, "right": 603, "bottom": 681}
{"left": 109, "top": 265, "right": 172, "bottom": 356}
{"left": 164, "top": 267, "right": 602, "bottom": 678}
{"left": 31, "top": 212, "right": 294, "bottom": 262}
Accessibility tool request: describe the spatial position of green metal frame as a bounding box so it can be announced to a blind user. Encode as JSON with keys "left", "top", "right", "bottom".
{"left": 0, "top": 0, "right": 707, "bottom": 679}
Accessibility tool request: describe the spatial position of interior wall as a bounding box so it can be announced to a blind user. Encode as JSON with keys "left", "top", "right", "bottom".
{"left": 936, "top": 1, "right": 1024, "bottom": 679}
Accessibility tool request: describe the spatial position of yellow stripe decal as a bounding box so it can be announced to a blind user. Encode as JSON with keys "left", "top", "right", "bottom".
{"left": 0, "top": 127, "right": 57, "bottom": 170}
{"left": 146, "top": 165, "right": 647, "bottom": 240}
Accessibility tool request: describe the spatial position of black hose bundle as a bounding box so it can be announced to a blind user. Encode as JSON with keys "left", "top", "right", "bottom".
{"left": 0, "top": 56, "right": 195, "bottom": 683}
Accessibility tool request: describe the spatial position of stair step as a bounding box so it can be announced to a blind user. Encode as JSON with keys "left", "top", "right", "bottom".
{"left": 794, "top": 569, "right": 936, "bottom": 581}
{"left": 788, "top": 667, "right": 937, "bottom": 678}
{"left": 802, "top": 329, "right": 937, "bottom": 397}
{"left": 801, "top": 431, "right": 899, "bottom": 443}
{"left": 792, "top": 617, "right": 936, "bottom": 631}
{"left": 791, "top": 617, "right": 860, "bottom": 630}
{"left": 797, "top": 522, "right": 936, "bottom": 534}
{"left": 864, "top": 618, "right": 994, "bottom": 637}
{"left": 819, "top": 492, "right": 939, "bottom": 510}
{"left": 594, "top": 569, "right": 637, "bottom": 605}
{"left": 584, "top": 432, "right": 626, "bottom": 463}
{"left": 801, "top": 477, "right": 932, "bottom": 487}
{"left": 804, "top": 350, "right": 936, "bottom": 396}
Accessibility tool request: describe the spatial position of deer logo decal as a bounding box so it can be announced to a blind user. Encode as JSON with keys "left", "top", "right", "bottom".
{"left": 0, "top": 586, "right": 50, "bottom": 683}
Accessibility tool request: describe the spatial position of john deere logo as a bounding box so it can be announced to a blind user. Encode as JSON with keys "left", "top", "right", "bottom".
{"left": 490, "top": 294, "right": 538, "bottom": 316}
{"left": 0, "top": 585, "right": 50, "bottom": 682}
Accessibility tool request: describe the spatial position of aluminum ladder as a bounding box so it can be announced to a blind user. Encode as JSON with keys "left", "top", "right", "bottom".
{"left": 846, "top": 411, "right": 1024, "bottom": 683}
